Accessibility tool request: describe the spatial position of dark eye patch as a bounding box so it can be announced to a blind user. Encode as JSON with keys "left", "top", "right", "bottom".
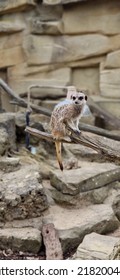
{"left": 78, "top": 96, "right": 83, "bottom": 100}
{"left": 72, "top": 96, "right": 76, "bottom": 100}
{"left": 85, "top": 95, "right": 87, "bottom": 101}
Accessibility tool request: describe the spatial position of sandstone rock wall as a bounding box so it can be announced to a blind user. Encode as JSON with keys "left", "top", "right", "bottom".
{"left": 0, "top": 0, "right": 120, "bottom": 112}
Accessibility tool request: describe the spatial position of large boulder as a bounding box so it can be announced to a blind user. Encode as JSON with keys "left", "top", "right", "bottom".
{"left": 0, "top": 163, "right": 48, "bottom": 221}
{"left": 46, "top": 204, "right": 119, "bottom": 253}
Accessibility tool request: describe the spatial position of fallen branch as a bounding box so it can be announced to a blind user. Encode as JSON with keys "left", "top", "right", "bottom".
{"left": 0, "top": 78, "right": 119, "bottom": 141}
{"left": 88, "top": 96, "right": 120, "bottom": 130}
{"left": 25, "top": 126, "right": 120, "bottom": 164}
{"left": 79, "top": 123, "right": 120, "bottom": 142}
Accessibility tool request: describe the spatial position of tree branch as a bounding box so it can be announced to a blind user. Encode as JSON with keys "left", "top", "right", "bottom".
{"left": 88, "top": 96, "right": 120, "bottom": 130}
{"left": 25, "top": 126, "right": 120, "bottom": 164}
{"left": 0, "top": 78, "right": 119, "bottom": 141}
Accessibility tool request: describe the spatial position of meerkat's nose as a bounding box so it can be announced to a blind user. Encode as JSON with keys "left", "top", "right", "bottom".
{"left": 75, "top": 101, "right": 79, "bottom": 104}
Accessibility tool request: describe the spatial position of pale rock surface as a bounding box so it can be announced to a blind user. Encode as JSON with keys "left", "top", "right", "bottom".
{"left": 100, "top": 69, "right": 120, "bottom": 98}
{"left": 8, "top": 67, "right": 71, "bottom": 97}
{"left": 0, "top": 0, "right": 36, "bottom": 15}
{"left": 74, "top": 232, "right": 120, "bottom": 260}
{"left": 0, "top": 163, "right": 48, "bottom": 221}
{"left": 46, "top": 204, "right": 119, "bottom": 253}
{"left": 62, "top": 0, "right": 120, "bottom": 35}
{"left": 0, "top": 21, "right": 25, "bottom": 33}
{"left": 72, "top": 67, "right": 100, "bottom": 94}
{"left": 23, "top": 34, "right": 112, "bottom": 66}
{"left": 0, "top": 227, "right": 41, "bottom": 253}
{"left": 50, "top": 162, "right": 120, "bottom": 195}
{"left": 104, "top": 50, "right": 120, "bottom": 69}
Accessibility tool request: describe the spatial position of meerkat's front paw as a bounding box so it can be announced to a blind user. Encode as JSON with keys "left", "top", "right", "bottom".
{"left": 74, "top": 129, "right": 81, "bottom": 135}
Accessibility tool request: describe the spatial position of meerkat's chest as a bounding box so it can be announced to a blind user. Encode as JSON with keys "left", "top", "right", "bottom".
{"left": 71, "top": 105, "right": 83, "bottom": 119}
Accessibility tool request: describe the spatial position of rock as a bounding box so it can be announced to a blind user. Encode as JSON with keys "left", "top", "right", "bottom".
{"left": 0, "top": 113, "right": 16, "bottom": 151}
{"left": 47, "top": 204, "right": 119, "bottom": 253}
{"left": 0, "top": 164, "right": 48, "bottom": 221}
{"left": 0, "top": 32, "right": 24, "bottom": 68}
{"left": 0, "top": 157, "right": 20, "bottom": 172}
{"left": 72, "top": 67, "right": 100, "bottom": 94}
{"left": 74, "top": 232, "right": 120, "bottom": 260}
{"left": 0, "top": 0, "right": 36, "bottom": 15}
{"left": 104, "top": 50, "right": 120, "bottom": 69}
{"left": 30, "top": 19, "right": 63, "bottom": 35}
{"left": 44, "top": 178, "right": 110, "bottom": 206}
{"left": 50, "top": 162, "right": 120, "bottom": 195}
{"left": 0, "top": 32, "right": 24, "bottom": 50}
{"left": 112, "top": 193, "right": 120, "bottom": 221}
{"left": 0, "top": 21, "right": 25, "bottom": 34}
{"left": 5, "top": 217, "right": 43, "bottom": 231}
{"left": 0, "top": 46, "right": 24, "bottom": 68}
{"left": 109, "top": 240, "right": 120, "bottom": 260}
{"left": 64, "top": 143, "right": 98, "bottom": 159}
{"left": 0, "top": 128, "right": 8, "bottom": 155}
{"left": 100, "top": 69, "right": 120, "bottom": 98}
{"left": 0, "top": 228, "right": 41, "bottom": 253}
{"left": 62, "top": 0, "right": 120, "bottom": 35}
{"left": 8, "top": 67, "right": 71, "bottom": 97}
{"left": 23, "top": 34, "right": 112, "bottom": 66}
{"left": 33, "top": 3, "right": 63, "bottom": 21}
{"left": 68, "top": 55, "right": 105, "bottom": 68}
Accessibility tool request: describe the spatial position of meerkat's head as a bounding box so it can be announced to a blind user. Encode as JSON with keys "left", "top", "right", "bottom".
{"left": 70, "top": 90, "right": 87, "bottom": 106}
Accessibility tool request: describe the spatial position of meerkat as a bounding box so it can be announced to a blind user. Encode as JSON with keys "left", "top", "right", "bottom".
{"left": 50, "top": 88, "right": 87, "bottom": 171}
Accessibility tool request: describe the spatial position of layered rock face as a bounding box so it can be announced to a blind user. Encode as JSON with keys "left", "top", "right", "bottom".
{"left": 0, "top": 0, "right": 120, "bottom": 113}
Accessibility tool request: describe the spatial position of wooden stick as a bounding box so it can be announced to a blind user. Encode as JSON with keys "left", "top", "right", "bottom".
{"left": 42, "top": 223, "right": 63, "bottom": 260}
{"left": 79, "top": 122, "right": 120, "bottom": 141}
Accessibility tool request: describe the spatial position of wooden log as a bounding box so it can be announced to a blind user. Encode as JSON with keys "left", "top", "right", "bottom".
{"left": 0, "top": 78, "right": 120, "bottom": 140}
{"left": 42, "top": 223, "right": 63, "bottom": 260}
{"left": 25, "top": 126, "right": 120, "bottom": 164}
{"left": 88, "top": 96, "right": 120, "bottom": 130}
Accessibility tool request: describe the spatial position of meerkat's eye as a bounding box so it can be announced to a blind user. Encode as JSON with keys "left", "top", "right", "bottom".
{"left": 78, "top": 96, "right": 83, "bottom": 100}
{"left": 72, "top": 96, "right": 76, "bottom": 100}
{"left": 85, "top": 96, "right": 87, "bottom": 101}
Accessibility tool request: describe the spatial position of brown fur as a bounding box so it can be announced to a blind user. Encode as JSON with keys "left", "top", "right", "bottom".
{"left": 50, "top": 90, "right": 87, "bottom": 170}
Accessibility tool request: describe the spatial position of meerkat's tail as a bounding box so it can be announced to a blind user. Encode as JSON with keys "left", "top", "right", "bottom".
{"left": 55, "top": 141, "right": 63, "bottom": 171}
